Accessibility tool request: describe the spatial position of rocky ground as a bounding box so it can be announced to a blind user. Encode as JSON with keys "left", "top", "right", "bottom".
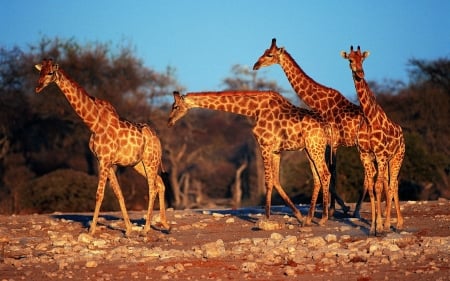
{"left": 1, "top": 200, "right": 450, "bottom": 281}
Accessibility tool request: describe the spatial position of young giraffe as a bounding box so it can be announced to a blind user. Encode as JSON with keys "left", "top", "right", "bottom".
{"left": 34, "top": 59, "right": 170, "bottom": 236}
{"left": 168, "top": 90, "right": 331, "bottom": 226}
{"left": 253, "top": 38, "right": 369, "bottom": 217}
{"left": 341, "top": 46, "right": 405, "bottom": 235}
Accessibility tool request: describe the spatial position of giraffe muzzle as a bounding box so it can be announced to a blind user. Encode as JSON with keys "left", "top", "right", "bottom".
{"left": 353, "top": 69, "right": 365, "bottom": 79}
{"left": 35, "top": 85, "right": 44, "bottom": 93}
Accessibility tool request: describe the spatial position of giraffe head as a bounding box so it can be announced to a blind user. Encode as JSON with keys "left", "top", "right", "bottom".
{"left": 34, "top": 59, "right": 60, "bottom": 93}
{"left": 168, "top": 91, "right": 189, "bottom": 127}
{"left": 340, "top": 46, "right": 370, "bottom": 80}
{"left": 253, "top": 38, "right": 284, "bottom": 70}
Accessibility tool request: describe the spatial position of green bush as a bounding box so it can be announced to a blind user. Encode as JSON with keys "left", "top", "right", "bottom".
{"left": 20, "top": 169, "right": 118, "bottom": 213}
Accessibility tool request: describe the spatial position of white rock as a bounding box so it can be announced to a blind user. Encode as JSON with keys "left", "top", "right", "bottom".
{"left": 241, "top": 262, "right": 258, "bottom": 273}
{"left": 225, "top": 218, "right": 235, "bottom": 223}
{"left": 281, "top": 235, "right": 298, "bottom": 245}
{"left": 284, "top": 266, "right": 297, "bottom": 276}
{"left": 270, "top": 232, "right": 284, "bottom": 241}
{"left": 85, "top": 260, "right": 98, "bottom": 268}
{"left": 305, "top": 236, "right": 326, "bottom": 248}
{"left": 255, "top": 220, "right": 283, "bottom": 230}
{"left": 78, "top": 233, "right": 94, "bottom": 244}
{"left": 325, "top": 234, "right": 337, "bottom": 243}
{"left": 212, "top": 212, "right": 225, "bottom": 218}
{"left": 201, "top": 239, "right": 226, "bottom": 258}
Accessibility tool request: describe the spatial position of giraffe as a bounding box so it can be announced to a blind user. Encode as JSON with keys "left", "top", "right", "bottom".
{"left": 253, "top": 38, "right": 368, "bottom": 217}
{"left": 34, "top": 59, "right": 170, "bottom": 236}
{"left": 341, "top": 46, "right": 405, "bottom": 235}
{"left": 168, "top": 90, "right": 332, "bottom": 226}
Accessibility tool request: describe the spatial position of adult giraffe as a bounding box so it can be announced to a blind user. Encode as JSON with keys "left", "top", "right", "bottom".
{"left": 253, "top": 38, "right": 367, "bottom": 216}
{"left": 34, "top": 59, "right": 170, "bottom": 236}
{"left": 341, "top": 46, "right": 405, "bottom": 235}
{"left": 168, "top": 90, "right": 332, "bottom": 226}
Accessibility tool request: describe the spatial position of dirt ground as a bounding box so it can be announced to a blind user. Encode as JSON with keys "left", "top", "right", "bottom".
{"left": 1, "top": 200, "right": 450, "bottom": 281}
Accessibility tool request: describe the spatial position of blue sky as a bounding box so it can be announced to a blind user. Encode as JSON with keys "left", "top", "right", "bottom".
{"left": 1, "top": 1, "right": 449, "bottom": 103}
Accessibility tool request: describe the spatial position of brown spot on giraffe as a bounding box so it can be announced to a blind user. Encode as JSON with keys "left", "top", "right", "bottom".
{"left": 168, "top": 90, "right": 333, "bottom": 226}
{"left": 34, "top": 59, "right": 170, "bottom": 236}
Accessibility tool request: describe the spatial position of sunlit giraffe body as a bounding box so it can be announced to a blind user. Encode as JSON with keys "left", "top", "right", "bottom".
{"left": 253, "top": 38, "right": 372, "bottom": 216}
{"left": 34, "top": 59, "right": 170, "bottom": 236}
{"left": 341, "top": 46, "right": 405, "bottom": 234}
{"left": 168, "top": 90, "right": 332, "bottom": 226}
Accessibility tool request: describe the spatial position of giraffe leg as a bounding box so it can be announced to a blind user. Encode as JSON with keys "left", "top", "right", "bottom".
{"left": 304, "top": 149, "right": 331, "bottom": 226}
{"left": 143, "top": 174, "right": 170, "bottom": 233}
{"left": 90, "top": 164, "right": 108, "bottom": 235}
{"left": 354, "top": 154, "right": 375, "bottom": 219}
{"left": 328, "top": 150, "right": 350, "bottom": 216}
{"left": 156, "top": 175, "right": 170, "bottom": 230}
{"left": 359, "top": 154, "right": 376, "bottom": 234}
{"left": 328, "top": 150, "right": 336, "bottom": 217}
{"left": 319, "top": 162, "right": 331, "bottom": 226}
{"left": 133, "top": 162, "right": 169, "bottom": 234}
{"left": 367, "top": 180, "right": 377, "bottom": 235}
{"left": 385, "top": 145, "right": 405, "bottom": 231}
{"left": 374, "top": 160, "right": 388, "bottom": 235}
{"left": 383, "top": 168, "right": 392, "bottom": 231}
{"left": 108, "top": 167, "right": 133, "bottom": 236}
{"left": 353, "top": 188, "right": 367, "bottom": 219}
{"left": 260, "top": 148, "right": 274, "bottom": 220}
{"left": 143, "top": 176, "right": 157, "bottom": 234}
{"left": 304, "top": 162, "right": 319, "bottom": 226}
{"left": 264, "top": 178, "right": 274, "bottom": 221}
{"left": 272, "top": 153, "right": 303, "bottom": 224}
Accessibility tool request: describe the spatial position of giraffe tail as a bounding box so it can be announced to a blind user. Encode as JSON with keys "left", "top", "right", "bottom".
{"left": 325, "top": 124, "right": 334, "bottom": 165}
{"left": 160, "top": 162, "right": 166, "bottom": 173}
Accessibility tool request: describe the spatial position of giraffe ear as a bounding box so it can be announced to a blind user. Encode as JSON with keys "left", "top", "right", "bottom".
{"left": 53, "top": 64, "right": 59, "bottom": 71}
{"left": 34, "top": 64, "right": 42, "bottom": 71}
{"left": 363, "top": 51, "right": 370, "bottom": 59}
{"left": 340, "top": 51, "right": 348, "bottom": 59}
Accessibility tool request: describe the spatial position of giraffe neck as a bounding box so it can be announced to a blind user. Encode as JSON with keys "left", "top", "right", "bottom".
{"left": 353, "top": 76, "right": 380, "bottom": 122}
{"left": 183, "top": 91, "right": 288, "bottom": 118}
{"left": 279, "top": 50, "right": 355, "bottom": 111}
{"left": 54, "top": 69, "right": 110, "bottom": 131}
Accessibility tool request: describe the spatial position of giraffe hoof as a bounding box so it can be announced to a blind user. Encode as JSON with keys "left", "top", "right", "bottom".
{"left": 342, "top": 205, "right": 351, "bottom": 215}
{"left": 159, "top": 223, "right": 172, "bottom": 234}
{"left": 374, "top": 228, "right": 386, "bottom": 236}
{"left": 329, "top": 208, "right": 335, "bottom": 218}
{"left": 303, "top": 218, "right": 312, "bottom": 226}
{"left": 88, "top": 228, "right": 96, "bottom": 236}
